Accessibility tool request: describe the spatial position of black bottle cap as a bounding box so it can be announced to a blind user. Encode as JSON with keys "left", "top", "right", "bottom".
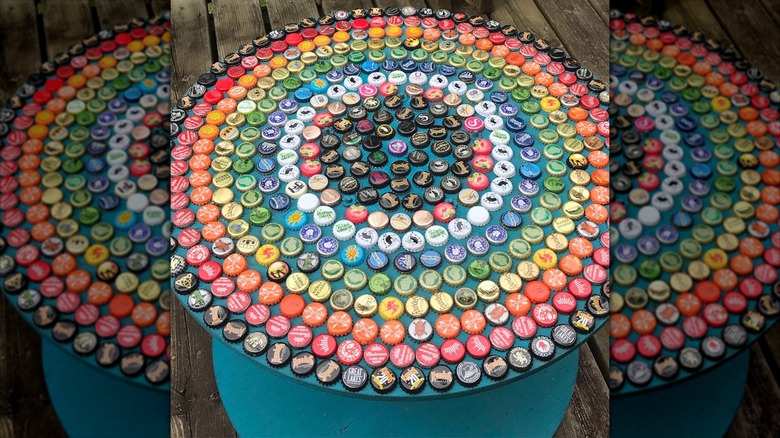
{"left": 408, "top": 150, "right": 429, "bottom": 166}
{"left": 325, "top": 164, "right": 345, "bottom": 180}
{"left": 349, "top": 161, "right": 370, "bottom": 178}
{"left": 223, "top": 320, "right": 248, "bottom": 343}
{"left": 412, "top": 171, "right": 434, "bottom": 188}
{"left": 455, "top": 361, "right": 482, "bottom": 387}
{"left": 357, "top": 187, "right": 379, "bottom": 205}
{"left": 267, "top": 343, "right": 292, "bottom": 367}
{"left": 243, "top": 332, "right": 269, "bottom": 356}
{"left": 379, "top": 192, "right": 401, "bottom": 211}
{"left": 482, "top": 355, "right": 509, "bottom": 380}
{"left": 51, "top": 320, "right": 77, "bottom": 343}
{"left": 367, "top": 151, "right": 388, "bottom": 167}
{"left": 428, "top": 364, "right": 454, "bottom": 391}
{"left": 204, "top": 305, "right": 229, "bottom": 328}
{"left": 96, "top": 342, "right": 121, "bottom": 367}
{"left": 173, "top": 272, "right": 198, "bottom": 294}
{"left": 315, "top": 359, "right": 342, "bottom": 385}
{"left": 370, "top": 366, "right": 397, "bottom": 393}
{"left": 120, "top": 351, "right": 145, "bottom": 376}
{"left": 297, "top": 252, "right": 321, "bottom": 274}
{"left": 424, "top": 186, "right": 445, "bottom": 205}
{"left": 342, "top": 365, "right": 369, "bottom": 391}
{"left": 390, "top": 178, "right": 411, "bottom": 194}
{"left": 429, "top": 158, "right": 450, "bottom": 176}
{"left": 290, "top": 351, "right": 316, "bottom": 376}
{"left": 391, "top": 161, "right": 411, "bottom": 177}
{"left": 399, "top": 366, "right": 426, "bottom": 393}
{"left": 402, "top": 193, "right": 423, "bottom": 211}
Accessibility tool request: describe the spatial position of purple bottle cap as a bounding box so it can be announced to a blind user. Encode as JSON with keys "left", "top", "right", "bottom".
{"left": 467, "top": 236, "right": 489, "bottom": 256}
{"left": 614, "top": 244, "right": 638, "bottom": 264}
{"left": 637, "top": 236, "right": 660, "bottom": 256}
{"left": 511, "top": 195, "right": 532, "bottom": 213}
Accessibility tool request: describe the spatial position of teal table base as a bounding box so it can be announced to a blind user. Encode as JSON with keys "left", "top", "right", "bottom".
{"left": 611, "top": 349, "right": 749, "bottom": 437}
{"left": 213, "top": 339, "right": 578, "bottom": 437}
{"left": 42, "top": 340, "right": 168, "bottom": 438}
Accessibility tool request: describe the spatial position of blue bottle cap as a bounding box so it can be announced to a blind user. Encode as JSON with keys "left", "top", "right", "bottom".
{"left": 343, "top": 63, "right": 360, "bottom": 76}
{"left": 485, "top": 225, "right": 508, "bottom": 246}
{"left": 129, "top": 223, "right": 152, "bottom": 243}
{"left": 393, "top": 251, "right": 417, "bottom": 273}
{"left": 505, "top": 117, "right": 526, "bottom": 132}
{"left": 656, "top": 225, "right": 679, "bottom": 245}
{"left": 513, "top": 131, "right": 534, "bottom": 147}
{"left": 467, "top": 236, "right": 489, "bottom": 256}
{"left": 510, "top": 195, "right": 532, "bottom": 213}
{"left": 439, "top": 65, "right": 456, "bottom": 77}
{"left": 615, "top": 244, "right": 638, "bottom": 264}
{"left": 88, "top": 176, "right": 110, "bottom": 193}
{"left": 419, "top": 249, "right": 442, "bottom": 269}
{"left": 681, "top": 195, "right": 703, "bottom": 213}
{"left": 519, "top": 163, "right": 541, "bottom": 180}
{"left": 637, "top": 237, "right": 660, "bottom": 256}
{"left": 317, "top": 236, "right": 339, "bottom": 258}
{"left": 146, "top": 236, "right": 168, "bottom": 257}
{"left": 98, "top": 193, "right": 120, "bottom": 211}
{"left": 284, "top": 210, "right": 308, "bottom": 231}
{"left": 444, "top": 244, "right": 467, "bottom": 264}
{"left": 489, "top": 91, "right": 508, "bottom": 104}
{"left": 672, "top": 212, "right": 693, "bottom": 229}
{"left": 341, "top": 244, "right": 366, "bottom": 266}
{"left": 85, "top": 158, "right": 106, "bottom": 173}
{"left": 500, "top": 211, "right": 523, "bottom": 229}
{"left": 366, "top": 250, "right": 389, "bottom": 271}
{"left": 299, "top": 224, "right": 322, "bottom": 244}
{"left": 259, "top": 176, "right": 280, "bottom": 193}
{"left": 268, "top": 193, "right": 290, "bottom": 211}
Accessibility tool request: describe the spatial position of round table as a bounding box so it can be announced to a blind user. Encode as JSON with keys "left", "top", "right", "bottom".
{"left": 609, "top": 9, "right": 780, "bottom": 436}
{"left": 171, "top": 6, "right": 609, "bottom": 435}
{"left": 0, "top": 12, "right": 172, "bottom": 437}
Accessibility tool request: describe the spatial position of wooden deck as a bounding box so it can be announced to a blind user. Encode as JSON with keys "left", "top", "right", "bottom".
{"left": 614, "top": 1, "right": 780, "bottom": 437}
{"left": 0, "top": 1, "right": 167, "bottom": 437}
{"left": 169, "top": 1, "right": 610, "bottom": 437}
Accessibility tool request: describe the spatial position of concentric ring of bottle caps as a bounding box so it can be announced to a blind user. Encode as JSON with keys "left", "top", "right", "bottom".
{"left": 171, "top": 6, "right": 609, "bottom": 395}
{"left": 609, "top": 10, "right": 780, "bottom": 394}
{"left": 0, "top": 13, "right": 172, "bottom": 386}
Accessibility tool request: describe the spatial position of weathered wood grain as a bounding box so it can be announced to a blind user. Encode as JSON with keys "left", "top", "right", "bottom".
{"left": 587, "top": 325, "right": 610, "bottom": 381}
{"left": 374, "top": 0, "right": 427, "bottom": 9}
{"left": 554, "top": 346, "right": 609, "bottom": 438}
{"left": 171, "top": 0, "right": 212, "bottom": 103}
{"left": 212, "top": 0, "right": 266, "bottom": 60}
{"left": 41, "top": 0, "right": 94, "bottom": 58}
{"left": 170, "top": 300, "right": 238, "bottom": 438}
{"left": 95, "top": 0, "right": 149, "bottom": 28}
{"left": 661, "top": 0, "right": 736, "bottom": 51}
{"left": 706, "top": 0, "right": 780, "bottom": 80}
{"left": 534, "top": 0, "right": 609, "bottom": 80}
{"left": 148, "top": 0, "right": 172, "bottom": 15}
{"left": 266, "top": 0, "right": 320, "bottom": 29}
{"left": 0, "top": 298, "right": 66, "bottom": 438}
{"left": 0, "top": 0, "right": 41, "bottom": 104}
{"left": 587, "top": 0, "right": 609, "bottom": 25}
{"left": 725, "top": 345, "right": 780, "bottom": 438}
{"left": 321, "top": 0, "right": 373, "bottom": 14}
{"left": 490, "top": 0, "right": 565, "bottom": 51}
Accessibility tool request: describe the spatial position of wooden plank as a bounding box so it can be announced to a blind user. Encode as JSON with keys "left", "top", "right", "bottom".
{"left": 212, "top": 0, "right": 266, "bottom": 60}
{"left": 725, "top": 345, "right": 780, "bottom": 438}
{"left": 266, "top": 0, "right": 319, "bottom": 29}
{"left": 661, "top": 0, "right": 736, "bottom": 50}
{"left": 450, "top": 0, "right": 486, "bottom": 19}
{"left": 553, "top": 345, "right": 610, "bottom": 438}
{"left": 587, "top": 0, "right": 608, "bottom": 25}
{"left": 95, "top": 0, "right": 148, "bottom": 28}
{"left": 0, "top": 299, "right": 66, "bottom": 438}
{"left": 171, "top": 0, "right": 212, "bottom": 103}
{"left": 170, "top": 300, "right": 238, "bottom": 438}
{"left": 149, "top": 0, "right": 171, "bottom": 14}
{"left": 0, "top": 0, "right": 41, "bottom": 104}
{"left": 533, "top": 0, "right": 609, "bottom": 80}
{"left": 760, "top": 326, "right": 780, "bottom": 372}
{"left": 758, "top": 0, "right": 780, "bottom": 28}
{"left": 706, "top": 0, "right": 780, "bottom": 80}
{"left": 321, "top": 0, "right": 373, "bottom": 14}
{"left": 41, "top": 0, "right": 94, "bottom": 58}
{"left": 374, "top": 0, "right": 427, "bottom": 9}
{"left": 587, "top": 325, "right": 610, "bottom": 381}
{"left": 490, "top": 0, "right": 565, "bottom": 51}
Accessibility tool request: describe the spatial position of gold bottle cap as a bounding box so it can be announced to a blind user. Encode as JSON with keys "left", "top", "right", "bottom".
{"left": 646, "top": 280, "right": 671, "bottom": 302}
{"left": 354, "top": 294, "right": 378, "bottom": 317}
{"left": 429, "top": 292, "right": 454, "bottom": 314}
{"left": 308, "top": 280, "right": 332, "bottom": 302}
{"left": 498, "top": 273, "right": 523, "bottom": 294}
{"left": 285, "top": 272, "right": 310, "bottom": 294}
{"left": 669, "top": 272, "right": 693, "bottom": 293}
{"left": 405, "top": 295, "right": 429, "bottom": 318}
{"left": 476, "top": 280, "right": 500, "bottom": 303}
{"left": 516, "top": 260, "right": 540, "bottom": 280}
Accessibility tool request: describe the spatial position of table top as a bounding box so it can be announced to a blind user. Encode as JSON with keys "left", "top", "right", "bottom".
{"left": 169, "top": 0, "right": 610, "bottom": 436}
{"left": 170, "top": 0, "right": 610, "bottom": 405}
{"left": 608, "top": 8, "right": 780, "bottom": 396}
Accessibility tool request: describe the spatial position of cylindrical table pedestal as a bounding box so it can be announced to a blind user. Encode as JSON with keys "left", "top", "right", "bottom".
{"left": 213, "top": 339, "right": 579, "bottom": 437}
{"left": 611, "top": 349, "right": 750, "bottom": 437}
{"left": 42, "top": 340, "right": 168, "bottom": 438}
